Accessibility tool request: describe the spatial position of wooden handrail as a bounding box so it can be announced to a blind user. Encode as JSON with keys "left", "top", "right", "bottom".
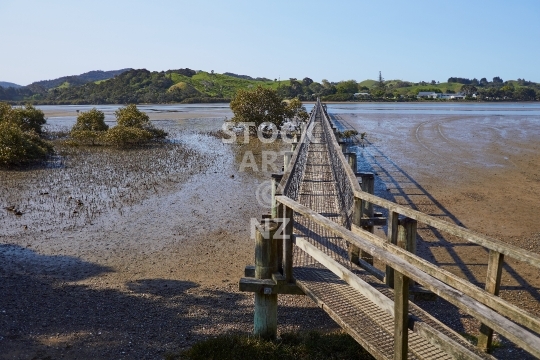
{"left": 349, "top": 223, "right": 540, "bottom": 335}
{"left": 353, "top": 189, "right": 540, "bottom": 269}
{"left": 276, "top": 195, "right": 540, "bottom": 358}
{"left": 319, "top": 103, "right": 362, "bottom": 194}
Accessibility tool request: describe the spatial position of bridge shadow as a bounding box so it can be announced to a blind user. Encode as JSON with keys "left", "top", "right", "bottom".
{"left": 329, "top": 113, "right": 540, "bottom": 340}
{"left": 0, "top": 244, "right": 337, "bottom": 359}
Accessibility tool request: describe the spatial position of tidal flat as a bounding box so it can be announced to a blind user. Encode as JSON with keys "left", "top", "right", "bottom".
{"left": 1, "top": 103, "right": 539, "bottom": 359}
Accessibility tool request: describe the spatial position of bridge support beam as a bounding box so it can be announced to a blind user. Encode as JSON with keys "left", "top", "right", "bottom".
{"left": 394, "top": 269, "right": 410, "bottom": 360}
{"left": 477, "top": 250, "right": 504, "bottom": 352}
{"left": 283, "top": 151, "right": 293, "bottom": 172}
{"left": 358, "top": 173, "right": 375, "bottom": 265}
{"left": 270, "top": 173, "right": 283, "bottom": 218}
{"left": 254, "top": 221, "right": 279, "bottom": 340}
{"left": 344, "top": 152, "right": 357, "bottom": 173}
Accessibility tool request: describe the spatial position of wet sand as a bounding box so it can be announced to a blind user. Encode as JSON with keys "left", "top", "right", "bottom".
{"left": 1, "top": 106, "right": 539, "bottom": 359}
{"left": 336, "top": 111, "right": 540, "bottom": 358}
{"left": 0, "top": 114, "right": 337, "bottom": 359}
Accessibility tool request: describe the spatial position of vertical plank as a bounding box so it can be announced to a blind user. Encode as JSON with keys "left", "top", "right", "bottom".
{"left": 254, "top": 221, "right": 279, "bottom": 340}
{"left": 283, "top": 151, "right": 293, "bottom": 171}
{"left": 394, "top": 270, "right": 410, "bottom": 360}
{"left": 398, "top": 218, "right": 418, "bottom": 288}
{"left": 283, "top": 205, "right": 294, "bottom": 282}
{"left": 386, "top": 211, "right": 399, "bottom": 288}
{"left": 349, "top": 193, "right": 362, "bottom": 264}
{"left": 346, "top": 152, "right": 357, "bottom": 173}
{"left": 275, "top": 203, "right": 284, "bottom": 273}
{"left": 359, "top": 173, "right": 375, "bottom": 265}
{"left": 271, "top": 173, "right": 283, "bottom": 219}
{"left": 478, "top": 250, "right": 505, "bottom": 352}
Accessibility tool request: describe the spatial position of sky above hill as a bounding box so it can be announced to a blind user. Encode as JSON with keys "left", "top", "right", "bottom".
{"left": 1, "top": 0, "right": 539, "bottom": 85}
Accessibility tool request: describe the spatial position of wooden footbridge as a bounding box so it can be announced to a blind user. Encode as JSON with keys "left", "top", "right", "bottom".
{"left": 239, "top": 100, "right": 540, "bottom": 359}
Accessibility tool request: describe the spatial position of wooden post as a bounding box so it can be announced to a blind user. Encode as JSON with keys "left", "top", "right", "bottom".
{"left": 282, "top": 205, "right": 294, "bottom": 282}
{"left": 283, "top": 151, "right": 293, "bottom": 171}
{"left": 271, "top": 173, "right": 283, "bottom": 218}
{"left": 386, "top": 211, "right": 399, "bottom": 288}
{"left": 291, "top": 139, "right": 298, "bottom": 152}
{"left": 345, "top": 152, "right": 357, "bottom": 173}
{"left": 254, "top": 220, "right": 279, "bottom": 340}
{"left": 478, "top": 250, "right": 504, "bottom": 352}
{"left": 397, "top": 217, "right": 417, "bottom": 288}
{"left": 394, "top": 269, "right": 410, "bottom": 360}
{"left": 359, "top": 173, "right": 375, "bottom": 265}
{"left": 349, "top": 195, "right": 362, "bottom": 264}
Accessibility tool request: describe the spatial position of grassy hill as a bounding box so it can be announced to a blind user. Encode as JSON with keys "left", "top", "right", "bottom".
{"left": 2, "top": 69, "right": 538, "bottom": 104}
{"left": 22, "top": 69, "right": 293, "bottom": 104}
{"left": 167, "top": 71, "right": 288, "bottom": 99}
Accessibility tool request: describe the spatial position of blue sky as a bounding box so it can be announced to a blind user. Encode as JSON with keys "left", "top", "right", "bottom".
{"left": 1, "top": 0, "right": 539, "bottom": 85}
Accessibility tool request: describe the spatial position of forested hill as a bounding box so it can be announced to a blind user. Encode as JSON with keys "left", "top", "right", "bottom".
{"left": 1, "top": 69, "right": 539, "bottom": 104}
{"left": 0, "top": 81, "right": 23, "bottom": 88}
{"left": 0, "top": 68, "right": 290, "bottom": 104}
{"left": 29, "top": 69, "right": 132, "bottom": 90}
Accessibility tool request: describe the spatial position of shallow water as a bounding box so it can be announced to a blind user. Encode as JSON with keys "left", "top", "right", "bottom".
{"left": 323, "top": 102, "right": 540, "bottom": 116}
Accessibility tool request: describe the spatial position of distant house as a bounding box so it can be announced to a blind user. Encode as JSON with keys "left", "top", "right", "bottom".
{"left": 439, "top": 93, "right": 465, "bottom": 100}
{"left": 353, "top": 92, "right": 370, "bottom": 98}
{"left": 417, "top": 91, "right": 439, "bottom": 99}
{"left": 417, "top": 92, "right": 467, "bottom": 100}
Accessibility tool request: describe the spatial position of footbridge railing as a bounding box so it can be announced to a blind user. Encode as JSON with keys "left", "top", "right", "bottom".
{"left": 240, "top": 100, "right": 540, "bottom": 360}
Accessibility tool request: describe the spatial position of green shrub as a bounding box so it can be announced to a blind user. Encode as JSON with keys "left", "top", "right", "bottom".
{"left": 70, "top": 130, "right": 105, "bottom": 146}
{"left": 70, "top": 108, "right": 109, "bottom": 145}
{"left": 72, "top": 108, "right": 109, "bottom": 132}
{"left": 0, "top": 121, "right": 53, "bottom": 166}
{"left": 103, "top": 126, "right": 153, "bottom": 147}
{"left": 114, "top": 104, "right": 167, "bottom": 141}
{"left": 0, "top": 103, "right": 47, "bottom": 134}
{"left": 337, "top": 130, "right": 359, "bottom": 139}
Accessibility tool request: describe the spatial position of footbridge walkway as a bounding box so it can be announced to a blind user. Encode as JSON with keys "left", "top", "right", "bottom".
{"left": 240, "top": 100, "right": 540, "bottom": 359}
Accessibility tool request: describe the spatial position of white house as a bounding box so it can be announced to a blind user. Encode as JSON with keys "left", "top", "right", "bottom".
{"left": 353, "top": 92, "right": 371, "bottom": 98}
{"left": 417, "top": 92, "right": 467, "bottom": 100}
{"left": 439, "top": 93, "right": 466, "bottom": 100}
{"left": 417, "top": 91, "right": 439, "bottom": 99}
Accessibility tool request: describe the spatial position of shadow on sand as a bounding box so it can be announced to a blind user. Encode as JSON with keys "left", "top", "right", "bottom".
{"left": 329, "top": 114, "right": 539, "bottom": 359}
{"left": 0, "top": 244, "right": 335, "bottom": 359}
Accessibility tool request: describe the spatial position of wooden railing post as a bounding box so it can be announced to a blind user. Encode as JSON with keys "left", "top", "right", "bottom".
{"left": 359, "top": 173, "right": 375, "bottom": 265}
{"left": 282, "top": 205, "right": 294, "bottom": 282}
{"left": 283, "top": 151, "right": 293, "bottom": 171}
{"left": 386, "top": 211, "right": 399, "bottom": 288}
{"left": 478, "top": 250, "right": 504, "bottom": 352}
{"left": 271, "top": 173, "right": 283, "bottom": 219}
{"left": 345, "top": 152, "right": 357, "bottom": 173}
{"left": 338, "top": 140, "right": 346, "bottom": 153}
{"left": 398, "top": 217, "right": 417, "bottom": 288}
{"left": 349, "top": 195, "right": 362, "bottom": 264}
{"left": 291, "top": 138, "right": 298, "bottom": 152}
{"left": 254, "top": 220, "right": 279, "bottom": 339}
{"left": 394, "top": 268, "right": 410, "bottom": 360}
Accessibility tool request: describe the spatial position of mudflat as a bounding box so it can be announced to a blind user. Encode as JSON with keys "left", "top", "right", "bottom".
{"left": 1, "top": 104, "right": 539, "bottom": 359}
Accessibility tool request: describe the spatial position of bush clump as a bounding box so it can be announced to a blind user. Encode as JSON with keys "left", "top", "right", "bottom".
{"left": 0, "top": 102, "right": 52, "bottom": 166}
{"left": 69, "top": 104, "right": 167, "bottom": 147}
{"left": 70, "top": 108, "right": 109, "bottom": 145}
